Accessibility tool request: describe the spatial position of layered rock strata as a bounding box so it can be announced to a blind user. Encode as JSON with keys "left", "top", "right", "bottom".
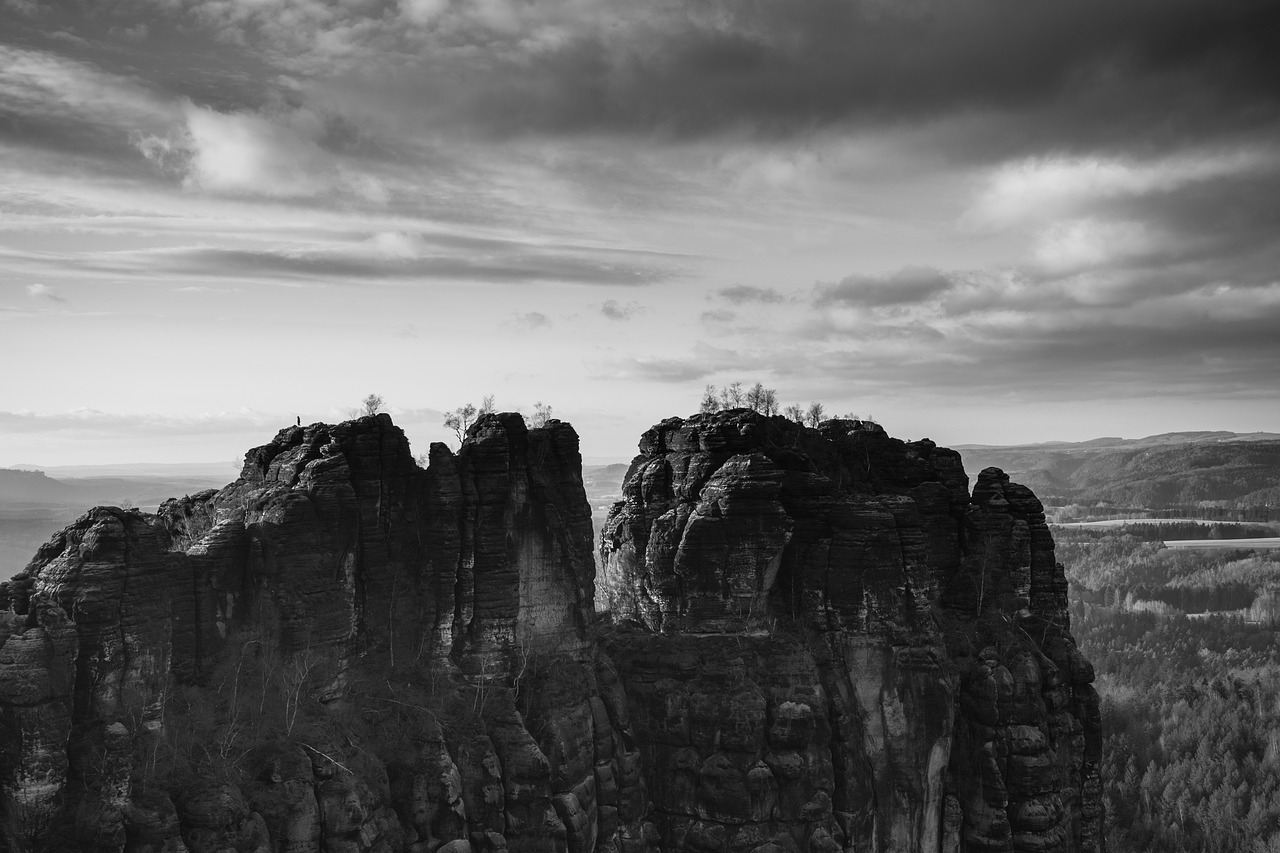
{"left": 598, "top": 412, "right": 1102, "bottom": 853}
{"left": 0, "top": 410, "right": 1101, "bottom": 853}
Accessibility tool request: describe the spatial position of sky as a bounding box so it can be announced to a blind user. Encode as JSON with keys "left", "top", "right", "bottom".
{"left": 2, "top": 0, "right": 1279, "bottom": 467}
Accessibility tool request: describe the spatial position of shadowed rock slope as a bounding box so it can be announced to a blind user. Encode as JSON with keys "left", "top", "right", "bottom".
{"left": 0, "top": 411, "right": 1101, "bottom": 853}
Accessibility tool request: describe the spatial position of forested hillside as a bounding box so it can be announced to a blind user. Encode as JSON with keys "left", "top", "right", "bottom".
{"left": 1061, "top": 521, "right": 1280, "bottom": 852}
{"left": 960, "top": 435, "right": 1280, "bottom": 517}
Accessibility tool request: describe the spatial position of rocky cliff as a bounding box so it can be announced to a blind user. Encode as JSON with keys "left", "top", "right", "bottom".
{"left": 0, "top": 411, "right": 1101, "bottom": 853}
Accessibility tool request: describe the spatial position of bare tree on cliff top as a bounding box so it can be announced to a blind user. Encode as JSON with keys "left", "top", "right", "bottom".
{"left": 719, "top": 382, "right": 745, "bottom": 409}
{"left": 783, "top": 404, "right": 804, "bottom": 424}
{"left": 804, "top": 402, "right": 826, "bottom": 428}
{"left": 530, "top": 401, "right": 553, "bottom": 428}
{"left": 700, "top": 385, "right": 719, "bottom": 414}
{"left": 444, "top": 403, "right": 477, "bottom": 442}
{"left": 703, "top": 382, "right": 781, "bottom": 415}
{"left": 361, "top": 393, "right": 384, "bottom": 416}
{"left": 444, "top": 395, "right": 497, "bottom": 443}
{"left": 746, "top": 383, "right": 779, "bottom": 416}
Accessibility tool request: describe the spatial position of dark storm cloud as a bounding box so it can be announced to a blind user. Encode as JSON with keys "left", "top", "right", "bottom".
{"left": 29, "top": 0, "right": 1269, "bottom": 158}
{"left": 1080, "top": 167, "right": 1280, "bottom": 283}
{"left": 424, "top": 0, "right": 1280, "bottom": 155}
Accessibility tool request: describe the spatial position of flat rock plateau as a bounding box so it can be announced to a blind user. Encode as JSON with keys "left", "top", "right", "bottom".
{"left": 0, "top": 410, "right": 1101, "bottom": 853}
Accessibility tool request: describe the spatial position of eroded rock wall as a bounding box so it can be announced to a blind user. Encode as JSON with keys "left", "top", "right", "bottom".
{"left": 598, "top": 411, "right": 1101, "bottom": 853}
{"left": 0, "top": 410, "right": 1101, "bottom": 853}
{"left": 0, "top": 414, "right": 626, "bottom": 853}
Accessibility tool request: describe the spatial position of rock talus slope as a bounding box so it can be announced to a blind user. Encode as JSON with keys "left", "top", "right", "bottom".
{"left": 0, "top": 411, "right": 1101, "bottom": 853}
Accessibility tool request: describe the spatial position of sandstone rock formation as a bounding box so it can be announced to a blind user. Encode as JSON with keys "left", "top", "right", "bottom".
{"left": 0, "top": 410, "right": 1101, "bottom": 853}
{"left": 598, "top": 412, "right": 1101, "bottom": 853}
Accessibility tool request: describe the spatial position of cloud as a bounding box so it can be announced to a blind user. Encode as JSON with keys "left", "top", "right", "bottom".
{"left": 716, "top": 285, "right": 786, "bottom": 305}
{"left": 965, "top": 150, "right": 1275, "bottom": 230}
{"left": 25, "top": 283, "right": 64, "bottom": 302}
{"left": 2, "top": 0, "right": 39, "bottom": 15}
{"left": 133, "top": 101, "right": 388, "bottom": 201}
{"left": 399, "top": 0, "right": 450, "bottom": 26}
{"left": 620, "top": 358, "right": 717, "bottom": 383}
{"left": 0, "top": 44, "right": 175, "bottom": 162}
{"left": 96, "top": 0, "right": 1270, "bottom": 155}
{"left": 814, "top": 267, "right": 953, "bottom": 308}
{"left": 3, "top": 241, "right": 674, "bottom": 288}
{"left": 601, "top": 299, "right": 642, "bottom": 320}
{"left": 513, "top": 311, "right": 552, "bottom": 330}
{"left": 1029, "top": 219, "right": 1164, "bottom": 277}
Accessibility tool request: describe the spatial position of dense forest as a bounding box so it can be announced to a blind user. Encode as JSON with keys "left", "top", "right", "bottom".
{"left": 1078, "top": 605, "right": 1280, "bottom": 852}
{"left": 1060, "top": 524, "right": 1280, "bottom": 852}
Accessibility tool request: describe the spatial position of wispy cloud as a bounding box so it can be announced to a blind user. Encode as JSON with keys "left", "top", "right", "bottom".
{"left": 814, "top": 267, "right": 953, "bottom": 309}
{"left": 25, "top": 283, "right": 64, "bottom": 302}
{"left": 716, "top": 285, "right": 786, "bottom": 305}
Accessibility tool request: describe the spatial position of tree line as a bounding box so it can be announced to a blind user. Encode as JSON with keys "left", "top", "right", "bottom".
{"left": 698, "top": 382, "right": 873, "bottom": 429}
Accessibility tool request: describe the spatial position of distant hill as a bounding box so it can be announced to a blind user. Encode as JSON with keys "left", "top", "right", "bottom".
{"left": 0, "top": 468, "right": 229, "bottom": 581}
{"left": 956, "top": 432, "right": 1280, "bottom": 514}
{"left": 0, "top": 469, "right": 78, "bottom": 504}
{"left": 956, "top": 430, "right": 1280, "bottom": 452}
{"left": 8, "top": 461, "right": 237, "bottom": 478}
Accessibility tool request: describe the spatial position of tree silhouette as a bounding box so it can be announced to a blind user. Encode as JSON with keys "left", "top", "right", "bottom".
{"left": 444, "top": 395, "right": 496, "bottom": 443}
{"left": 361, "top": 393, "right": 384, "bottom": 416}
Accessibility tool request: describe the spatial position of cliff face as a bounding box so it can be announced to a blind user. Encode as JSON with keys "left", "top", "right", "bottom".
{"left": 0, "top": 411, "right": 1100, "bottom": 853}
{"left": 597, "top": 413, "right": 1101, "bottom": 853}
